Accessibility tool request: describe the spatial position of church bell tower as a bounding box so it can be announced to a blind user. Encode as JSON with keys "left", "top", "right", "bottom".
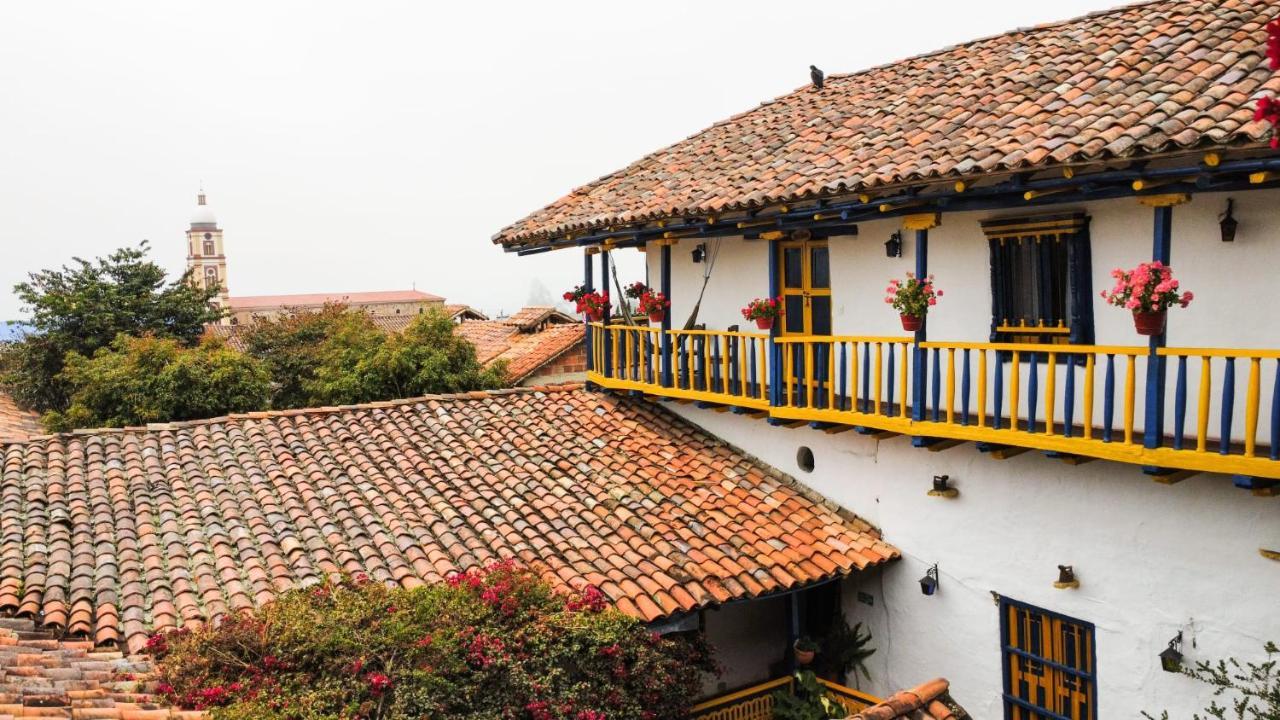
{"left": 186, "top": 188, "right": 230, "bottom": 321}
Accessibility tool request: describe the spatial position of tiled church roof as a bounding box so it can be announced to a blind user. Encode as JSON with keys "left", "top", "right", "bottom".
{"left": 494, "top": 0, "right": 1280, "bottom": 247}
{"left": 0, "top": 385, "right": 896, "bottom": 654}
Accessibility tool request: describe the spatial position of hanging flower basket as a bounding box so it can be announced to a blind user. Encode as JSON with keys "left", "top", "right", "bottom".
{"left": 575, "top": 291, "right": 610, "bottom": 323}
{"left": 886, "top": 273, "right": 940, "bottom": 331}
{"left": 637, "top": 290, "right": 670, "bottom": 325}
{"left": 1132, "top": 310, "right": 1167, "bottom": 336}
{"left": 793, "top": 637, "right": 818, "bottom": 666}
{"left": 741, "top": 297, "right": 783, "bottom": 331}
{"left": 1100, "top": 261, "right": 1192, "bottom": 337}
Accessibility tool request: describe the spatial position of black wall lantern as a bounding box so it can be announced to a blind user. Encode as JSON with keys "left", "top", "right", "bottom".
{"left": 1219, "top": 199, "right": 1238, "bottom": 243}
{"left": 885, "top": 231, "right": 903, "bottom": 258}
{"left": 919, "top": 564, "right": 939, "bottom": 596}
{"left": 1160, "top": 631, "right": 1184, "bottom": 673}
{"left": 691, "top": 243, "right": 706, "bottom": 263}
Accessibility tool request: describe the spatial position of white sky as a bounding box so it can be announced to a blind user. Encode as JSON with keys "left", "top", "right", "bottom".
{"left": 0, "top": 0, "right": 1124, "bottom": 320}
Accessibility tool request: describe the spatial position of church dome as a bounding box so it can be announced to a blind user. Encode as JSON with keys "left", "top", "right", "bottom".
{"left": 190, "top": 191, "right": 217, "bottom": 228}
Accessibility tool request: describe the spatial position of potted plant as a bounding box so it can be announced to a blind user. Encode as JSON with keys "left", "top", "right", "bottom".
{"left": 624, "top": 281, "right": 650, "bottom": 301}
{"left": 575, "top": 291, "right": 610, "bottom": 322}
{"left": 638, "top": 290, "right": 670, "bottom": 324}
{"left": 1100, "top": 261, "right": 1193, "bottom": 336}
{"left": 793, "top": 636, "right": 819, "bottom": 666}
{"left": 562, "top": 284, "right": 588, "bottom": 305}
{"left": 885, "top": 273, "right": 941, "bottom": 331}
{"left": 741, "top": 296, "right": 784, "bottom": 330}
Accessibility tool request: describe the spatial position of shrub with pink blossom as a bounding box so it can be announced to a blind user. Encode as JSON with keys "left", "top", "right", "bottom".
{"left": 884, "top": 273, "right": 942, "bottom": 319}
{"left": 1099, "top": 261, "right": 1193, "bottom": 314}
{"left": 147, "top": 561, "right": 715, "bottom": 720}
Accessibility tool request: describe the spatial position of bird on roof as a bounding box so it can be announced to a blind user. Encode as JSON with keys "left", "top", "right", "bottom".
{"left": 810, "top": 65, "right": 824, "bottom": 90}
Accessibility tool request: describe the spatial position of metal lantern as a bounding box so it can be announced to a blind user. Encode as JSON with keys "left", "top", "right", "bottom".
{"left": 885, "top": 231, "right": 903, "bottom": 258}
{"left": 1219, "top": 199, "right": 1238, "bottom": 243}
{"left": 1160, "top": 632, "right": 1184, "bottom": 673}
{"left": 919, "top": 564, "right": 939, "bottom": 596}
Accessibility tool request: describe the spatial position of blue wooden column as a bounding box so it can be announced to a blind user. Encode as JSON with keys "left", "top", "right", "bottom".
{"left": 600, "top": 249, "right": 612, "bottom": 378}
{"left": 584, "top": 249, "right": 595, "bottom": 374}
{"left": 660, "top": 241, "right": 673, "bottom": 387}
{"left": 905, "top": 214, "right": 939, "bottom": 423}
{"left": 1142, "top": 195, "right": 1187, "bottom": 449}
{"left": 767, "top": 235, "right": 782, "bottom": 407}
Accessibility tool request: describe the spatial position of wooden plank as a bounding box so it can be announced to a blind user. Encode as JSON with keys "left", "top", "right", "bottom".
{"left": 925, "top": 439, "right": 966, "bottom": 453}
{"left": 1147, "top": 469, "right": 1200, "bottom": 485}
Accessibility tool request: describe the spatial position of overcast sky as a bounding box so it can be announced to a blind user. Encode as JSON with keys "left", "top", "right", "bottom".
{"left": 0, "top": 0, "right": 1125, "bottom": 320}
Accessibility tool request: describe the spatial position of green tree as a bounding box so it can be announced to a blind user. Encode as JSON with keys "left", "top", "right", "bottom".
{"left": 42, "top": 334, "right": 271, "bottom": 432}
{"left": 1, "top": 242, "right": 222, "bottom": 412}
{"left": 148, "top": 561, "right": 716, "bottom": 719}
{"left": 297, "top": 309, "right": 507, "bottom": 407}
{"left": 239, "top": 303, "right": 368, "bottom": 410}
{"left": 1144, "top": 641, "right": 1280, "bottom": 720}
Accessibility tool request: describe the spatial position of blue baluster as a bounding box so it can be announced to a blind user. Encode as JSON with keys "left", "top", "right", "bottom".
{"left": 887, "top": 343, "right": 897, "bottom": 415}
{"left": 1271, "top": 360, "right": 1279, "bottom": 461}
{"left": 931, "top": 347, "right": 941, "bottom": 422}
{"left": 1220, "top": 357, "right": 1236, "bottom": 455}
{"left": 749, "top": 341, "right": 758, "bottom": 399}
{"left": 840, "top": 342, "right": 849, "bottom": 411}
{"left": 961, "top": 349, "right": 972, "bottom": 426}
{"left": 861, "top": 342, "right": 871, "bottom": 413}
{"left": 1063, "top": 355, "right": 1076, "bottom": 438}
{"left": 1173, "top": 356, "right": 1188, "bottom": 451}
{"left": 992, "top": 356, "right": 1004, "bottom": 430}
{"left": 1103, "top": 354, "right": 1116, "bottom": 442}
{"left": 816, "top": 344, "right": 827, "bottom": 409}
{"left": 1027, "top": 352, "right": 1039, "bottom": 433}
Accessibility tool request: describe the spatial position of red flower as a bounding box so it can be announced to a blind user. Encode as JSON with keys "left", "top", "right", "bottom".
{"left": 367, "top": 672, "right": 392, "bottom": 695}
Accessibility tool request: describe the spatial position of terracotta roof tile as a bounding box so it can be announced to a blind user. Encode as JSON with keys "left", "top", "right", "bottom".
{"left": 847, "top": 678, "right": 970, "bottom": 719}
{"left": 494, "top": 0, "right": 1279, "bottom": 246}
{"left": 0, "top": 385, "right": 895, "bottom": 652}
{"left": 0, "top": 394, "right": 39, "bottom": 443}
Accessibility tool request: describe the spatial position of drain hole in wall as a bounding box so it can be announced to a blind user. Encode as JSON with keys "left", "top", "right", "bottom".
{"left": 796, "top": 446, "right": 815, "bottom": 473}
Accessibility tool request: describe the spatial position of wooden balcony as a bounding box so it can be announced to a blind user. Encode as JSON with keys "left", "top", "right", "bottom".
{"left": 588, "top": 323, "right": 1280, "bottom": 489}
{"left": 690, "top": 675, "right": 880, "bottom": 720}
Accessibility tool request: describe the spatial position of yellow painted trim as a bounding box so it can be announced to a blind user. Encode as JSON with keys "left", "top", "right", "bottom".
{"left": 689, "top": 677, "right": 794, "bottom": 713}
{"left": 652, "top": 237, "right": 679, "bottom": 247}
{"left": 928, "top": 487, "right": 960, "bottom": 498}
{"left": 1250, "top": 171, "right": 1274, "bottom": 185}
{"left": 1260, "top": 548, "right": 1280, "bottom": 561}
{"left": 584, "top": 247, "right": 601, "bottom": 256}
{"left": 858, "top": 194, "right": 872, "bottom": 204}
{"left": 1137, "top": 193, "right": 1191, "bottom": 207}
{"left": 1158, "top": 347, "right": 1280, "bottom": 360}
{"left": 1053, "top": 580, "right": 1081, "bottom": 590}
{"left": 901, "top": 212, "right": 941, "bottom": 230}
{"left": 921, "top": 341, "right": 1144, "bottom": 354}
{"left": 1023, "top": 188, "right": 1071, "bottom": 201}
{"left": 1062, "top": 167, "right": 1075, "bottom": 179}
{"left": 775, "top": 335, "right": 912, "bottom": 345}
{"left": 815, "top": 678, "right": 882, "bottom": 706}
{"left": 760, "top": 230, "right": 785, "bottom": 241}
{"left": 954, "top": 181, "right": 967, "bottom": 193}
{"left": 996, "top": 324, "right": 1071, "bottom": 335}
{"left": 1132, "top": 178, "right": 1188, "bottom": 192}
{"left": 1203, "top": 152, "right": 1221, "bottom": 167}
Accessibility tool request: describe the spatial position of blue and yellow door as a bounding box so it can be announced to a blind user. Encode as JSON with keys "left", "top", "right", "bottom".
{"left": 777, "top": 237, "right": 832, "bottom": 406}
{"left": 1000, "top": 598, "right": 1096, "bottom": 720}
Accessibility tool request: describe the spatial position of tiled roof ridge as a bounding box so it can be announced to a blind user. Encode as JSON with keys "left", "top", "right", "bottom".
{"left": 847, "top": 677, "right": 961, "bottom": 719}
{"left": 0, "top": 383, "right": 586, "bottom": 445}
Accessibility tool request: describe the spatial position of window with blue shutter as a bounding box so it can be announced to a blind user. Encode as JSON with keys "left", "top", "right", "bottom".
{"left": 982, "top": 214, "right": 1094, "bottom": 347}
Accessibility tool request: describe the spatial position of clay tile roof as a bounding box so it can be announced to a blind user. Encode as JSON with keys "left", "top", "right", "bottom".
{"left": 226, "top": 289, "right": 444, "bottom": 309}
{"left": 455, "top": 310, "right": 585, "bottom": 381}
{"left": 0, "top": 618, "right": 203, "bottom": 719}
{"left": 846, "top": 678, "right": 970, "bottom": 719}
{"left": 494, "top": 0, "right": 1280, "bottom": 247}
{"left": 499, "top": 306, "right": 576, "bottom": 330}
{"left": 0, "top": 385, "right": 896, "bottom": 653}
{"left": 0, "top": 393, "right": 40, "bottom": 443}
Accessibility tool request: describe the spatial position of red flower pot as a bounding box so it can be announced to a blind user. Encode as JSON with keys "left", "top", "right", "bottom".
{"left": 794, "top": 648, "right": 816, "bottom": 666}
{"left": 900, "top": 314, "right": 923, "bottom": 332}
{"left": 1133, "top": 310, "right": 1166, "bottom": 336}
{"left": 754, "top": 317, "right": 774, "bottom": 330}
{"left": 586, "top": 309, "right": 604, "bottom": 322}
{"left": 647, "top": 310, "right": 665, "bottom": 324}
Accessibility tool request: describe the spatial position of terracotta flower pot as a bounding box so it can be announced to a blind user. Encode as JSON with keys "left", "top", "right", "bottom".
{"left": 754, "top": 317, "right": 774, "bottom": 330}
{"left": 1133, "top": 310, "right": 1166, "bottom": 336}
{"left": 586, "top": 309, "right": 604, "bottom": 322}
{"left": 647, "top": 310, "right": 665, "bottom": 324}
{"left": 900, "top": 314, "right": 923, "bottom": 332}
{"left": 794, "top": 646, "right": 816, "bottom": 666}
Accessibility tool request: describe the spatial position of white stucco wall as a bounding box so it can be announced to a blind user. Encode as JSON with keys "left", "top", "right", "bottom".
{"left": 621, "top": 190, "right": 1280, "bottom": 716}
{"left": 701, "top": 594, "right": 791, "bottom": 697}
{"left": 667, "top": 403, "right": 1280, "bottom": 718}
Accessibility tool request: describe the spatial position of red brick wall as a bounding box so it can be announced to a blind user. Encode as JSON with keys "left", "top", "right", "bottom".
{"left": 523, "top": 344, "right": 586, "bottom": 384}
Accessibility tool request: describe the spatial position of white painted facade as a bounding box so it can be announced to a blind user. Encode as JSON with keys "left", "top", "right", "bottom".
{"left": 628, "top": 189, "right": 1280, "bottom": 716}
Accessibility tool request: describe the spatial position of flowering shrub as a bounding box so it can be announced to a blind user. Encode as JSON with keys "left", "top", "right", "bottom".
{"left": 1100, "top": 261, "right": 1193, "bottom": 313}
{"left": 1257, "top": 18, "right": 1280, "bottom": 148}
{"left": 575, "top": 291, "right": 610, "bottom": 318}
{"left": 147, "top": 561, "right": 715, "bottom": 720}
{"left": 624, "top": 282, "right": 651, "bottom": 300}
{"left": 637, "top": 291, "right": 670, "bottom": 316}
{"left": 885, "top": 273, "right": 941, "bottom": 318}
{"left": 740, "top": 297, "right": 783, "bottom": 321}
{"left": 563, "top": 285, "right": 589, "bottom": 304}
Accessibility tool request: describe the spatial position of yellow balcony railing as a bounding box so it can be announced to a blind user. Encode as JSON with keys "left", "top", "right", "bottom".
{"left": 689, "top": 676, "right": 880, "bottom": 720}
{"left": 587, "top": 323, "right": 1280, "bottom": 484}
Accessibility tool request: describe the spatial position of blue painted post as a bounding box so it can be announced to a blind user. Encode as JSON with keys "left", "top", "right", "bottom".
{"left": 1271, "top": 360, "right": 1279, "bottom": 461}
{"left": 600, "top": 250, "right": 612, "bottom": 378}
{"left": 931, "top": 347, "right": 941, "bottom": 422}
{"left": 861, "top": 342, "right": 871, "bottom": 413}
{"left": 1027, "top": 353, "right": 1039, "bottom": 433}
{"left": 749, "top": 342, "right": 758, "bottom": 398}
{"left": 1104, "top": 354, "right": 1116, "bottom": 442}
{"left": 993, "top": 359, "right": 1004, "bottom": 430}
{"left": 887, "top": 343, "right": 897, "bottom": 415}
{"left": 1144, "top": 205, "right": 1173, "bottom": 449}
{"left": 816, "top": 344, "right": 827, "bottom": 409}
{"left": 961, "top": 349, "right": 972, "bottom": 426}
{"left": 1063, "top": 355, "right": 1076, "bottom": 438}
{"left": 912, "top": 229, "right": 929, "bottom": 421}
{"left": 584, "top": 251, "right": 594, "bottom": 373}
{"left": 768, "top": 240, "right": 781, "bottom": 407}
{"left": 1173, "top": 356, "right": 1188, "bottom": 450}
{"left": 660, "top": 243, "right": 673, "bottom": 388}
{"left": 1220, "top": 358, "right": 1236, "bottom": 455}
{"left": 840, "top": 342, "right": 849, "bottom": 411}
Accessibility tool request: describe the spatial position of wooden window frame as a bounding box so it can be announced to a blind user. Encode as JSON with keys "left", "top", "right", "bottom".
{"left": 999, "top": 596, "right": 1098, "bottom": 720}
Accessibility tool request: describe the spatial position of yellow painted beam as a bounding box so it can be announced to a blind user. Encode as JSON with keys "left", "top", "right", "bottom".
{"left": 759, "top": 230, "right": 785, "bottom": 241}
{"left": 901, "top": 213, "right": 941, "bottom": 230}
{"left": 1137, "top": 193, "right": 1191, "bottom": 207}
{"left": 1203, "top": 152, "right": 1221, "bottom": 167}
{"left": 954, "top": 181, "right": 967, "bottom": 193}
{"left": 1250, "top": 171, "right": 1274, "bottom": 185}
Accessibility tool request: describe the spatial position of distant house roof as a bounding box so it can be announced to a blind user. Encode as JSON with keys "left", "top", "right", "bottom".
{"left": 455, "top": 309, "right": 583, "bottom": 382}
{"left": 847, "top": 678, "right": 970, "bottom": 719}
{"left": 0, "top": 393, "right": 40, "bottom": 443}
{"left": 494, "top": 0, "right": 1279, "bottom": 248}
{"left": 226, "top": 289, "right": 444, "bottom": 309}
{"left": 0, "top": 385, "right": 897, "bottom": 653}
{"left": 498, "top": 306, "right": 576, "bottom": 330}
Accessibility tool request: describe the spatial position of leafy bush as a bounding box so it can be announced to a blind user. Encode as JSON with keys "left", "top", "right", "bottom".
{"left": 42, "top": 334, "right": 271, "bottom": 431}
{"left": 772, "top": 671, "right": 843, "bottom": 720}
{"left": 1143, "top": 641, "right": 1280, "bottom": 720}
{"left": 147, "top": 561, "right": 716, "bottom": 720}
{"left": 238, "top": 303, "right": 371, "bottom": 410}
{"left": 1, "top": 242, "right": 222, "bottom": 412}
